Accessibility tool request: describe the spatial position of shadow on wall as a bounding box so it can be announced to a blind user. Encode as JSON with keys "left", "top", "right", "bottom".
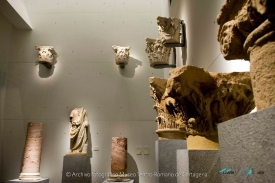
{"left": 35, "top": 58, "right": 57, "bottom": 78}
{"left": 181, "top": 22, "right": 187, "bottom": 65}
{"left": 127, "top": 153, "right": 139, "bottom": 183}
{"left": 118, "top": 57, "right": 142, "bottom": 78}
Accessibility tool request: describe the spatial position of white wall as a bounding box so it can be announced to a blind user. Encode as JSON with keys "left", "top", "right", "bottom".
{"left": 170, "top": 0, "right": 250, "bottom": 73}
{"left": 0, "top": 0, "right": 163, "bottom": 183}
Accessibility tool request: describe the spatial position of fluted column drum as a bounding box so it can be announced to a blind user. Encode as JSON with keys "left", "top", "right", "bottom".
{"left": 19, "top": 122, "right": 43, "bottom": 180}
{"left": 111, "top": 137, "right": 127, "bottom": 174}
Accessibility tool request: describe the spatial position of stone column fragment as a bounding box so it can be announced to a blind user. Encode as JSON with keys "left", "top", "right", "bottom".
{"left": 108, "top": 137, "right": 130, "bottom": 182}
{"left": 19, "top": 122, "right": 43, "bottom": 180}
{"left": 111, "top": 137, "right": 127, "bottom": 174}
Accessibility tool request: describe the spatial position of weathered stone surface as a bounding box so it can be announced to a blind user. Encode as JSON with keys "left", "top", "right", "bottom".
{"left": 149, "top": 65, "right": 255, "bottom": 138}
{"left": 67, "top": 108, "right": 89, "bottom": 156}
{"left": 112, "top": 45, "right": 130, "bottom": 68}
{"left": 145, "top": 38, "right": 171, "bottom": 68}
{"left": 157, "top": 16, "right": 182, "bottom": 44}
{"left": 111, "top": 137, "right": 127, "bottom": 174}
{"left": 35, "top": 46, "right": 57, "bottom": 69}
{"left": 217, "top": 0, "right": 275, "bottom": 110}
{"left": 108, "top": 137, "right": 130, "bottom": 182}
{"left": 19, "top": 122, "right": 43, "bottom": 180}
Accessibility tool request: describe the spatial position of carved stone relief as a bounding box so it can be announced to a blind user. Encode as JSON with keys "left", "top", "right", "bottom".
{"left": 217, "top": 0, "right": 275, "bottom": 110}
{"left": 112, "top": 45, "right": 131, "bottom": 68}
{"left": 157, "top": 16, "right": 182, "bottom": 44}
{"left": 149, "top": 65, "right": 255, "bottom": 140}
{"left": 35, "top": 46, "right": 57, "bottom": 69}
{"left": 145, "top": 38, "right": 171, "bottom": 67}
{"left": 19, "top": 122, "right": 43, "bottom": 180}
{"left": 67, "top": 108, "right": 89, "bottom": 156}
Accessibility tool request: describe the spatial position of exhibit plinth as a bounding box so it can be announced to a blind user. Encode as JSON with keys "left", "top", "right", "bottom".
{"left": 218, "top": 105, "right": 275, "bottom": 183}
{"left": 155, "top": 140, "right": 186, "bottom": 183}
{"left": 102, "top": 180, "right": 134, "bottom": 183}
{"left": 8, "top": 178, "right": 49, "bottom": 183}
{"left": 177, "top": 150, "right": 221, "bottom": 183}
{"left": 61, "top": 156, "right": 91, "bottom": 183}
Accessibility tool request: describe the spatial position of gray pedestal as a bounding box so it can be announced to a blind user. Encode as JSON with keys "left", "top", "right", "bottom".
{"left": 155, "top": 140, "right": 186, "bottom": 183}
{"left": 177, "top": 150, "right": 221, "bottom": 183}
{"left": 218, "top": 105, "right": 275, "bottom": 183}
{"left": 62, "top": 156, "right": 91, "bottom": 183}
{"left": 8, "top": 178, "right": 49, "bottom": 183}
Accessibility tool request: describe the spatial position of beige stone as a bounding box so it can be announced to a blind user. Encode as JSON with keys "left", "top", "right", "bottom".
{"left": 145, "top": 38, "right": 171, "bottom": 67}
{"left": 112, "top": 45, "right": 130, "bottom": 68}
{"left": 157, "top": 16, "right": 182, "bottom": 44}
{"left": 67, "top": 108, "right": 89, "bottom": 156}
{"left": 217, "top": 0, "right": 275, "bottom": 110}
{"left": 35, "top": 46, "right": 57, "bottom": 69}
{"left": 19, "top": 122, "right": 43, "bottom": 180}
{"left": 149, "top": 65, "right": 255, "bottom": 143}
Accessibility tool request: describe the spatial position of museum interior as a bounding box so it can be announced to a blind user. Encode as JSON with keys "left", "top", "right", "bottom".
{"left": 0, "top": 0, "right": 274, "bottom": 183}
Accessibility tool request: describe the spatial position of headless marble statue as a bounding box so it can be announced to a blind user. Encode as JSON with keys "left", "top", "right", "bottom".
{"left": 67, "top": 108, "right": 89, "bottom": 155}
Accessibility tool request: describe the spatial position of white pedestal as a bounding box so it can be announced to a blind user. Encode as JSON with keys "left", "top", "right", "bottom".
{"left": 102, "top": 180, "right": 134, "bottom": 183}
{"left": 8, "top": 178, "right": 49, "bottom": 183}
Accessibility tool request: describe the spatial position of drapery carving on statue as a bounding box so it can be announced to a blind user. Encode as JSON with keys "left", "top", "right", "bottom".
{"left": 150, "top": 65, "right": 255, "bottom": 137}
{"left": 145, "top": 38, "right": 171, "bottom": 67}
{"left": 67, "top": 108, "right": 89, "bottom": 155}
{"left": 157, "top": 16, "right": 182, "bottom": 44}
{"left": 217, "top": 0, "right": 275, "bottom": 60}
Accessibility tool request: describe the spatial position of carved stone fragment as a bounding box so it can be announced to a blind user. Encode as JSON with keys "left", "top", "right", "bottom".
{"left": 157, "top": 16, "right": 182, "bottom": 43}
{"left": 112, "top": 45, "right": 131, "bottom": 68}
{"left": 145, "top": 38, "right": 171, "bottom": 67}
{"left": 108, "top": 137, "right": 130, "bottom": 182}
{"left": 35, "top": 46, "right": 57, "bottom": 69}
{"left": 149, "top": 65, "right": 255, "bottom": 139}
{"left": 217, "top": 0, "right": 275, "bottom": 110}
{"left": 19, "top": 122, "right": 43, "bottom": 180}
{"left": 67, "top": 108, "right": 89, "bottom": 156}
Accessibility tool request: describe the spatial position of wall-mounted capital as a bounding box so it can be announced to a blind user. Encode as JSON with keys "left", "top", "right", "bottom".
{"left": 35, "top": 46, "right": 57, "bottom": 69}
{"left": 157, "top": 16, "right": 182, "bottom": 44}
{"left": 112, "top": 45, "right": 131, "bottom": 68}
{"left": 145, "top": 38, "right": 171, "bottom": 67}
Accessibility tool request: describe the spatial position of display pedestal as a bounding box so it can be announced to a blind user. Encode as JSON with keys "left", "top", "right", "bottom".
{"left": 61, "top": 155, "right": 91, "bottom": 183}
{"left": 8, "top": 178, "right": 49, "bottom": 183}
{"left": 155, "top": 140, "right": 186, "bottom": 183}
{"left": 218, "top": 105, "right": 275, "bottom": 182}
{"left": 102, "top": 180, "right": 134, "bottom": 183}
{"left": 177, "top": 150, "right": 221, "bottom": 183}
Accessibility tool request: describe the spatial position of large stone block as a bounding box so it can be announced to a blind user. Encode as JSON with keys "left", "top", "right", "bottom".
{"left": 177, "top": 150, "right": 221, "bottom": 183}
{"left": 218, "top": 105, "right": 275, "bottom": 182}
{"left": 155, "top": 140, "right": 186, "bottom": 183}
{"left": 61, "top": 156, "right": 91, "bottom": 183}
